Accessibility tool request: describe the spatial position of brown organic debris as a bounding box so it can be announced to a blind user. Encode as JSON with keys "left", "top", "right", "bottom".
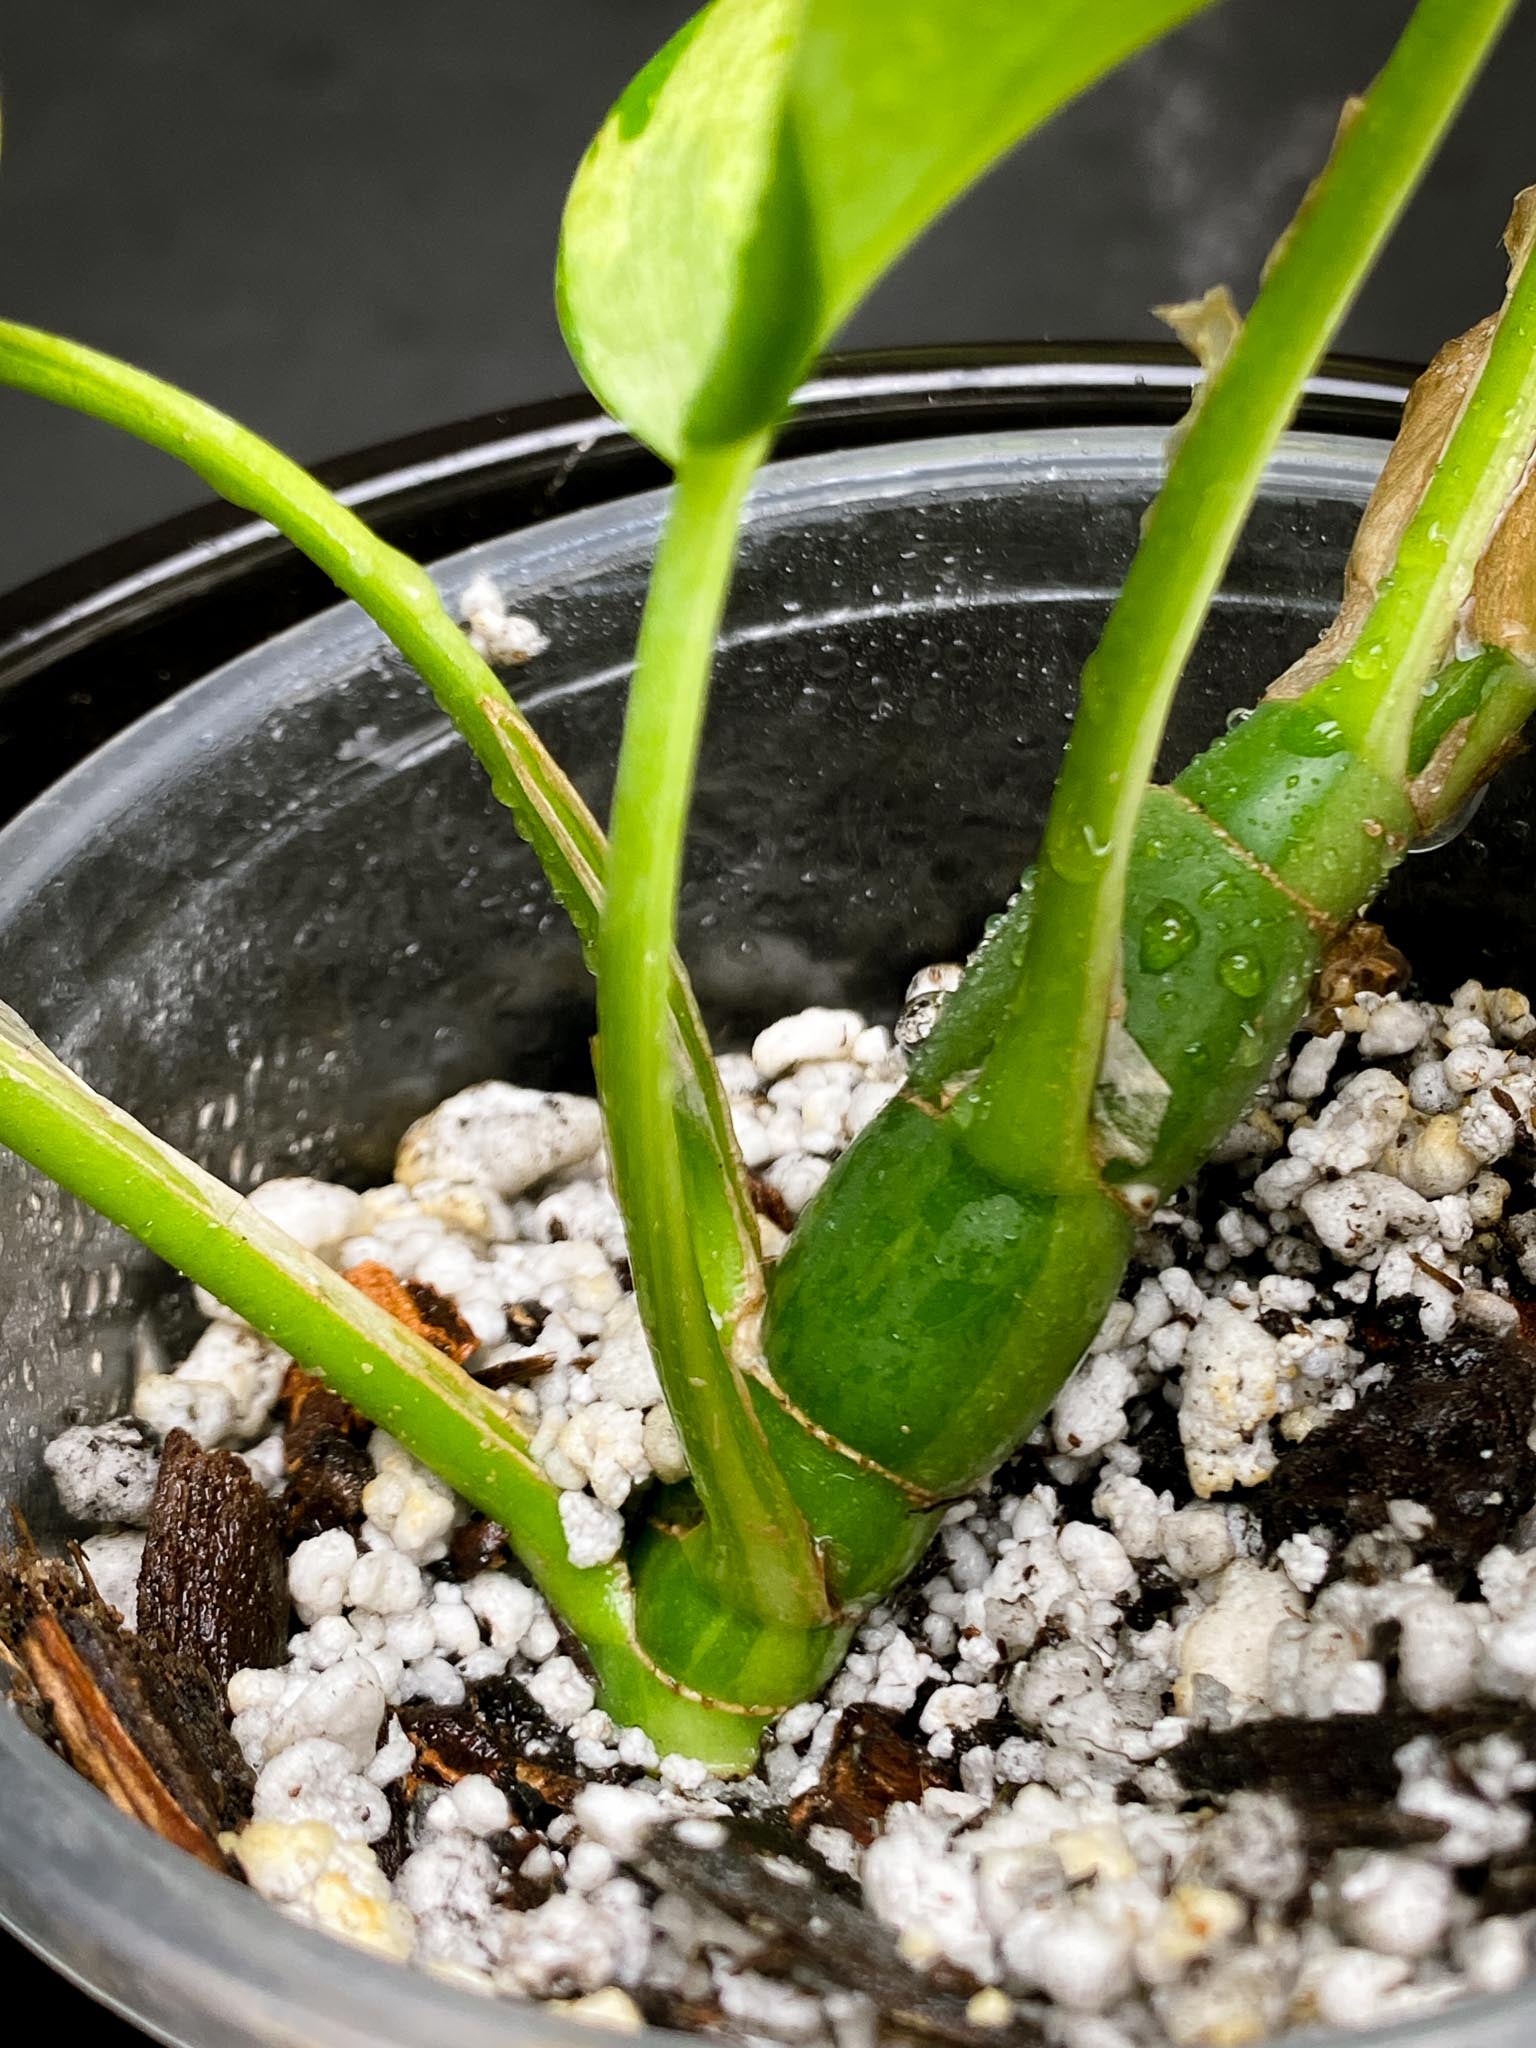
{"left": 635, "top": 1989, "right": 731, "bottom": 2036}
{"left": 788, "top": 1702, "right": 952, "bottom": 1845}
{"left": 279, "top": 1362, "right": 373, "bottom": 1541}
{"left": 280, "top": 1359, "right": 369, "bottom": 1441}
{"left": 484, "top": 1828, "right": 560, "bottom": 1912}
{"left": 473, "top": 1353, "right": 558, "bottom": 1392}
{"left": 342, "top": 1257, "right": 479, "bottom": 1364}
{"left": 748, "top": 1174, "right": 796, "bottom": 1236}
{"left": 504, "top": 1300, "right": 548, "bottom": 1347}
{"left": 1173, "top": 1703, "right": 1536, "bottom": 1873}
{"left": 401, "top": 1699, "right": 514, "bottom": 1790}
{"left": 1469, "top": 188, "right": 1536, "bottom": 668}
{"left": 1154, "top": 285, "right": 1242, "bottom": 375}
{"left": 373, "top": 1780, "right": 414, "bottom": 1881}
{"left": 509, "top": 1753, "right": 588, "bottom": 1815}
{"left": 1266, "top": 318, "right": 1496, "bottom": 704}
{"left": 1307, "top": 920, "right": 1411, "bottom": 1029}
{"left": 1473, "top": 458, "right": 1536, "bottom": 670}
{"left": 448, "top": 1514, "right": 511, "bottom": 1579}
{"left": 638, "top": 1815, "right": 1045, "bottom": 2048}
{"left": 400, "top": 1670, "right": 593, "bottom": 1822}
{"left": 1173, "top": 1713, "right": 1443, "bottom": 1862}
{"left": 136, "top": 1428, "right": 288, "bottom": 1691}
{"left": 1, "top": 1532, "right": 252, "bottom": 1870}
{"left": 1258, "top": 1316, "right": 1536, "bottom": 1575}
{"left": 1153, "top": 285, "right": 1243, "bottom": 463}
{"left": 1485, "top": 1859, "right": 1536, "bottom": 1915}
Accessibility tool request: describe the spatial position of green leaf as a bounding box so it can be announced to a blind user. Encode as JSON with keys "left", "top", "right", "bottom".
{"left": 558, "top": 0, "right": 1220, "bottom": 463}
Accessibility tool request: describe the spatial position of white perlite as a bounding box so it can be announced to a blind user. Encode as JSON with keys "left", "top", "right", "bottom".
{"left": 1178, "top": 1301, "right": 1282, "bottom": 1496}
{"left": 44, "top": 1416, "right": 159, "bottom": 1525}
{"left": 46, "top": 975, "right": 1536, "bottom": 2041}
{"left": 460, "top": 572, "right": 551, "bottom": 668}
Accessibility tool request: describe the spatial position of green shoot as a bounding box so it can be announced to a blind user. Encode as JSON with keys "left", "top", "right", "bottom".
{"left": 953, "top": 0, "right": 1518, "bottom": 1188}
{"left": 1420, "top": 653, "right": 1536, "bottom": 824}
{"left": 0, "top": 1001, "right": 761, "bottom": 1768}
{"left": 0, "top": 319, "right": 767, "bottom": 1392}
{"left": 1314, "top": 200, "right": 1536, "bottom": 778}
{"left": 599, "top": 435, "right": 831, "bottom": 1629}
{"left": 560, "top": 0, "right": 1235, "bottom": 1630}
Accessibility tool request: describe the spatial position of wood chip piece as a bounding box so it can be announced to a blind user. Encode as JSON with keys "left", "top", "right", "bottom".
{"left": 400, "top": 1670, "right": 592, "bottom": 1820}
{"left": 342, "top": 1258, "right": 479, "bottom": 1363}
{"left": 279, "top": 1363, "right": 374, "bottom": 1541}
{"left": 2, "top": 1535, "right": 253, "bottom": 1870}
{"left": 747, "top": 1174, "right": 796, "bottom": 1236}
{"left": 1259, "top": 1316, "right": 1536, "bottom": 1575}
{"left": 1308, "top": 921, "right": 1411, "bottom": 1029}
{"left": 639, "top": 1816, "right": 1045, "bottom": 2048}
{"left": 136, "top": 1428, "right": 288, "bottom": 1691}
{"left": 448, "top": 1515, "right": 511, "bottom": 1579}
{"left": 788, "top": 1702, "right": 951, "bottom": 1845}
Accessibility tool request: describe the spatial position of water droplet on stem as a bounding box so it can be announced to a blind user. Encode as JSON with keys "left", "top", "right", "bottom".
{"left": 1140, "top": 901, "right": 1200, "bottom": 973}
{"left": 1218, "top": 949, "right": 1264, "bottom": 1000}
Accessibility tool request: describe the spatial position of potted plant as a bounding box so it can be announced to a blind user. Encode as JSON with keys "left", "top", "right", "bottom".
{"left": 4, "top": 1, "right": 1536, "bottom": 2042}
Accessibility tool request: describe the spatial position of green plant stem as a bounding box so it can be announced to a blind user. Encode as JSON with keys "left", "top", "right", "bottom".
{"left": 955, "top": 0, "right": 1516, "bottom": 1188}
{"left": 599, "top": 441, "right": 829, "bottom": 1631}
{"left": 0, "top": 1002, "right": 763, "bottom": 1769}
{"left": 1423, "top": 658, "right": 1536, "bottom": 822}
{"left": 0, "top": 319, "right": 766, "bottom": 1383}
{"left": 0, "top": 328, "right": 604, "bottom": 903}
{"left": 1315, "top": 236, "right": 1536, "bottom": 778}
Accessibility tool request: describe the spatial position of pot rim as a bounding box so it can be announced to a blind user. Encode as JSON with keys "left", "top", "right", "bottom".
{"left": 6, "top": 357, "right": 1526, "bottom": 2048}
{"left": 0, "top": 420, "right": 1393, "bottom": 938}
{"left": 0, "top": 344, "right": 1415, "bottom": 687}
{"left": 0, "top": 345, "right": 1414, "bottom": 828}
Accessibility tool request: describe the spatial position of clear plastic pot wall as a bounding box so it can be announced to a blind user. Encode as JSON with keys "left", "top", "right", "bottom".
{"left": 1, "top": 423, "right": 1532, "bottom": 2048}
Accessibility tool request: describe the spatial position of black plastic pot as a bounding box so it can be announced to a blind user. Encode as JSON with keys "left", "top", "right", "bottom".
{"left": 0, "top": 351, "right": 1531, "bottom": 2048}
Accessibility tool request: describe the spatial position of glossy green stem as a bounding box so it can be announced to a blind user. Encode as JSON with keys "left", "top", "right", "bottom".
{"left": 0, "top": 1002, "right": 764, "bottom": 1770}
{"left": 599, "top": 441, "right": 829, "bottom": 1631}
{"left": 955, "top": 0, "right": 1517, "bottom": 1189}
{"left": 0, "top": 319, "right": 767, "bottom": 1400}
{"left": 1425, "top": 657, "right": 1536, "bottom": 821}
{"left": 760, "top": 645, "right": 1529, "bottom": 1553}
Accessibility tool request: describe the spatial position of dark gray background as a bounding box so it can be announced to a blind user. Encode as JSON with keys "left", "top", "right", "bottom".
{"left": 1, "top": 0, "right": 1534, "bottom": 593}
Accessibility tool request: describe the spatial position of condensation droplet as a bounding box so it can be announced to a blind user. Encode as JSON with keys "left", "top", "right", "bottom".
{"left": 1409, "top": 782, "right": 1488, "bottom": 855}
{"left": 1140, "top": 900, "right": 1200, "bottom": 973}
{"left": 1218, "top": 949, "right": 1265, "bottom": 1000}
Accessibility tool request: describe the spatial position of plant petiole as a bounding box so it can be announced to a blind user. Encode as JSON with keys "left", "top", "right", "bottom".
{"left": 599, "top": 438, "right": 831, "bottom": 1633}
{"left": 1308, "top": 209, "right": 1536, "bottom": 783}
{"left": 950, "top": 0, "right": 1517, "bottom": 1188}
